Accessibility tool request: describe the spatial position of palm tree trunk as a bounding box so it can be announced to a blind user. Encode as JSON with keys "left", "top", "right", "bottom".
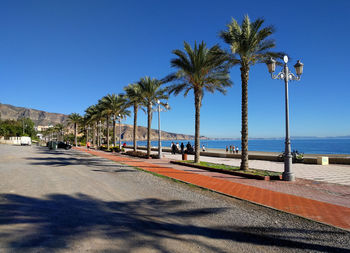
{"left": 74, "top": 123, "right": 77, "bottom": 147}
{"left": 93, "top": 123, "right": 96, "bottom": 147}
{"left": 147, "top": 102, "right": 152, "bottom": 157}
{"left": 113, "top": 114, "right": 116, "bottom": 147}
{"left": 194, "top": 90, "right": 202, "bottom": 163}
{"left": 240, "top": 66, "right": 249, "bottom": 170}
{"left": 97, "top": 121, "right": 100, "bottom": 146}
{"left": 106, "top": 115, "right": 110, "bottom": 149}
{"left": 133, "top": 104, "right": 138, "bottom": 152}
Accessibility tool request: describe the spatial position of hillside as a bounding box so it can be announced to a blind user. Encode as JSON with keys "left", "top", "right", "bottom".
{"left": 0, "top": 103, "right": 68, "bottom": 126}
{"left": 0, "top": 103, "right": 201, "bottom": 140}
{"left": 118, "top": 124, "right": 199, "bottom": 141}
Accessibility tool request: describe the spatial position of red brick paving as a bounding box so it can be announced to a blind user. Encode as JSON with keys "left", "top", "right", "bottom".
{"left": 75, "top": 147, "right": 350, "bottom": 231}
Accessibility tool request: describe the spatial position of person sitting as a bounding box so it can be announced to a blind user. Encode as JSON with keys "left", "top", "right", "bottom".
{"left": 186, "top": 142, "right": 193, "bottom": 154}
{"left": 180, "top": 142, "right": 184, "bottom": 154}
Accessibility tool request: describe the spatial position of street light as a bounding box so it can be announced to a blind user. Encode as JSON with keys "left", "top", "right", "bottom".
{"left": 266, "top": 55, "right": 304, "bottom": 181}
{"left": 156, "top": 100, "right": 169, "bottom": 159}
{"left": 118, "top": 114, "right": 126, "bottom": 148}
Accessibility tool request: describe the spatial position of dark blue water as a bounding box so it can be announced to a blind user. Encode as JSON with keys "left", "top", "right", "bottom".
{"left": 124, "top": 138, "right": 350, "bottom": 155}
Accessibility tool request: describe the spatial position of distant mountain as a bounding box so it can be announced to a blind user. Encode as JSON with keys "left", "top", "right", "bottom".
{"left": 0, "top": 103, "right": 200, "bottom": 141}
{"left": 0, "top": 103, "right": 68, "bottom": 126}
{"left": 119, "top": 124, "right": 200, "bottom": 141}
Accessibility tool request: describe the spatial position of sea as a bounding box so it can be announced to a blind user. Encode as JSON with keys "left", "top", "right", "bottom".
{"left": 123, "top": 138, "right": 350, "bottom": 155}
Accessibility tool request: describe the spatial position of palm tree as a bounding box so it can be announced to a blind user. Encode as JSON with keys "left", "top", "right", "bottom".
{"left": 219, "top": 15, "right": 283, "bottom": 170}
{"left": 100, "top": 94, "right": 129, "bottom": 149}
{"left": 138, "top": 76, "right": 169, "bottom": 157}
{"left": 167, "top": 41, "right": 232, "bottom": 163}
{"left": 124, "top": 83, "right": 143, "bottom": 151}
{"left": 97, "top": 97, "right": 112, "bottom": 149}
{"left": 53, "top": 124, "right": 64, "bottom": 141}
{"left": 68, "top": 113, "right": 82, "bottom": 147}
{"left": 85, "top": 105, "right": 98, "bottom": 147}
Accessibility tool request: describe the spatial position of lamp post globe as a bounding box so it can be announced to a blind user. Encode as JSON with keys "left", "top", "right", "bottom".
{"left": 294, "top": 60, "right": 304, "bottom": 76}
{"left": 266, "top": 57, "right": 276, "bottom": 73}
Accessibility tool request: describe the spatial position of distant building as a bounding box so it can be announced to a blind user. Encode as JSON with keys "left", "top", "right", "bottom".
{"left": 35, "top": 125, "right": 54, "bottom": 132}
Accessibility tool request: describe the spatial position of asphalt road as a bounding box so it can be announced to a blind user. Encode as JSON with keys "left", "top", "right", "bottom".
{"left": 0, "top": 144, "right": 349, "bottom": 252}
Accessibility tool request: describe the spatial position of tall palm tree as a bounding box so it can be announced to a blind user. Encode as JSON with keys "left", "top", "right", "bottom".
{"left": 167, "top": 41, "right": 232, "bottom": 163}
{"left": 138, "top": 76, "right": 169, "bottom": 157}
{"left": 97, "top": 98, "right": 112, "bottom": 149}
{"left": 94, "top": 103, "right": 105, "bottom": 147}
{"left": 100, "top": 94, "right": 129, "bottom": 149}
{"left": 68, "top": 113, "right": 82, "bottom": 147}
{"left": 219, "top": 15, "right": 283, "bottom": 170}
{"left": 82, "top": 115, "right": 91, "bottom": 145}
{"left": 85, "top": 105, "right": 98, "bottom": 147}
{"left": 124, "top": 83, "right": 143, "bottom": 151}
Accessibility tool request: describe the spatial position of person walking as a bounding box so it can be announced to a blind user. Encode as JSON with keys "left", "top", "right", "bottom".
{"left": 171, "top": 142, "right": 176, "bottom": 154}
{"left": 236, "top": 146, "right": 239, "bottom": 153}
{"left": 226, "top": 146, "right": 228, "bottom": 152}
{"left": 202, "top": 145, "right": 206, "bottom": 152}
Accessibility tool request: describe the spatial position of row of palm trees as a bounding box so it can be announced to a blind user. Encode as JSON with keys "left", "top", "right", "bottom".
{"left": 68, "top": 15, "right": 283, "bottom": 171}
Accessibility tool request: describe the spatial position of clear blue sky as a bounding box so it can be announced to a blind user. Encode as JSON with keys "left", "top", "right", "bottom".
{"left": 1, "top": 0, "right": 349, "bottom": 138}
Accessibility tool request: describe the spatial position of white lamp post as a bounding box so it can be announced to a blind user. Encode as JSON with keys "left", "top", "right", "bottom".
{"left": 266, "top": 55, "right": 304, "bottom": 181}
{"left": 156, "top": 100, "right": 169, "bottom": 159}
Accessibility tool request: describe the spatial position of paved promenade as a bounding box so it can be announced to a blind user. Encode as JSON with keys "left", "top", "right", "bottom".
{"left": 164, "top": 153, "right": 350, "bottom": 186}
{"left": 76, "top": 147, "right": 350, "bottom": 231}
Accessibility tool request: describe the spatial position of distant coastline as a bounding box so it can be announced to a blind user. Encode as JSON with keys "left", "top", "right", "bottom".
{"left": 207, "top": 136, "right": 350, "bottom": 141}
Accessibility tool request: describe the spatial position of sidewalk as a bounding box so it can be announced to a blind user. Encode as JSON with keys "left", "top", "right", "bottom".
{"left": 74, "top": 147, "right": 350, "bottom": 231}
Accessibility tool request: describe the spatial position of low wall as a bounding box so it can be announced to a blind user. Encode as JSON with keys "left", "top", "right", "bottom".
{"left": 0, "top": 137, "right": 21, "bottom": 145}
{"left": 126, "top": 145, "right": 350, "bottom": 165}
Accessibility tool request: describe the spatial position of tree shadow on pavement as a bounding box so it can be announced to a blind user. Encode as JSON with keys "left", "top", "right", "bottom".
{"left": 0, "top": 193, "right": 349, "bottom": 252}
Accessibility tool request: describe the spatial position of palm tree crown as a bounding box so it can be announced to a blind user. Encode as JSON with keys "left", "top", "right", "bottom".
{"left": 167, "top": 41, "right": 232, "bottom": 163}
{"left": 219, "top": 15, "right": 282, "bottom": 67}
{"left": 219, "top": 15, "right": 283, "bottom": 170}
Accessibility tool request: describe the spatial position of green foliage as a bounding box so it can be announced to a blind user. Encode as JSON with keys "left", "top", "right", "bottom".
{"left": 219, "top": 15, "right": 284, "bottom": 67}
{"left": 125, "top": 150, "right": 158, "bottom": 159}
{"left": 167, "top": 41, "right": 232, "bottom": 97}
{"left": 0, "top": 118, "right": 36, "bottom": 138}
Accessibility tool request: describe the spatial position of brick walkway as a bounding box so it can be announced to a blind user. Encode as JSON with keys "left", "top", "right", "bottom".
{"left": 74, "top": 147, "right": 350, "bottom": 231}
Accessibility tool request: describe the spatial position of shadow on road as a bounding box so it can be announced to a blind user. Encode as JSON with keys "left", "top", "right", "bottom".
{"left": 0, "top": 193, "right": 349, "bottom": 252}
{"left": 25, "top": 147, "right": 132, "bottom": 171}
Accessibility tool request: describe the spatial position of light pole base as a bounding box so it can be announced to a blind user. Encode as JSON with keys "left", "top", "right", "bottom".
{"left": 282, "top": 172, "right": 295, "bottom": 181}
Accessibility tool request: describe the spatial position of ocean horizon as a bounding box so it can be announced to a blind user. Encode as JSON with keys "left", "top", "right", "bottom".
{"left": 124, "top": 137, "right": 350, "bottom": 155}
